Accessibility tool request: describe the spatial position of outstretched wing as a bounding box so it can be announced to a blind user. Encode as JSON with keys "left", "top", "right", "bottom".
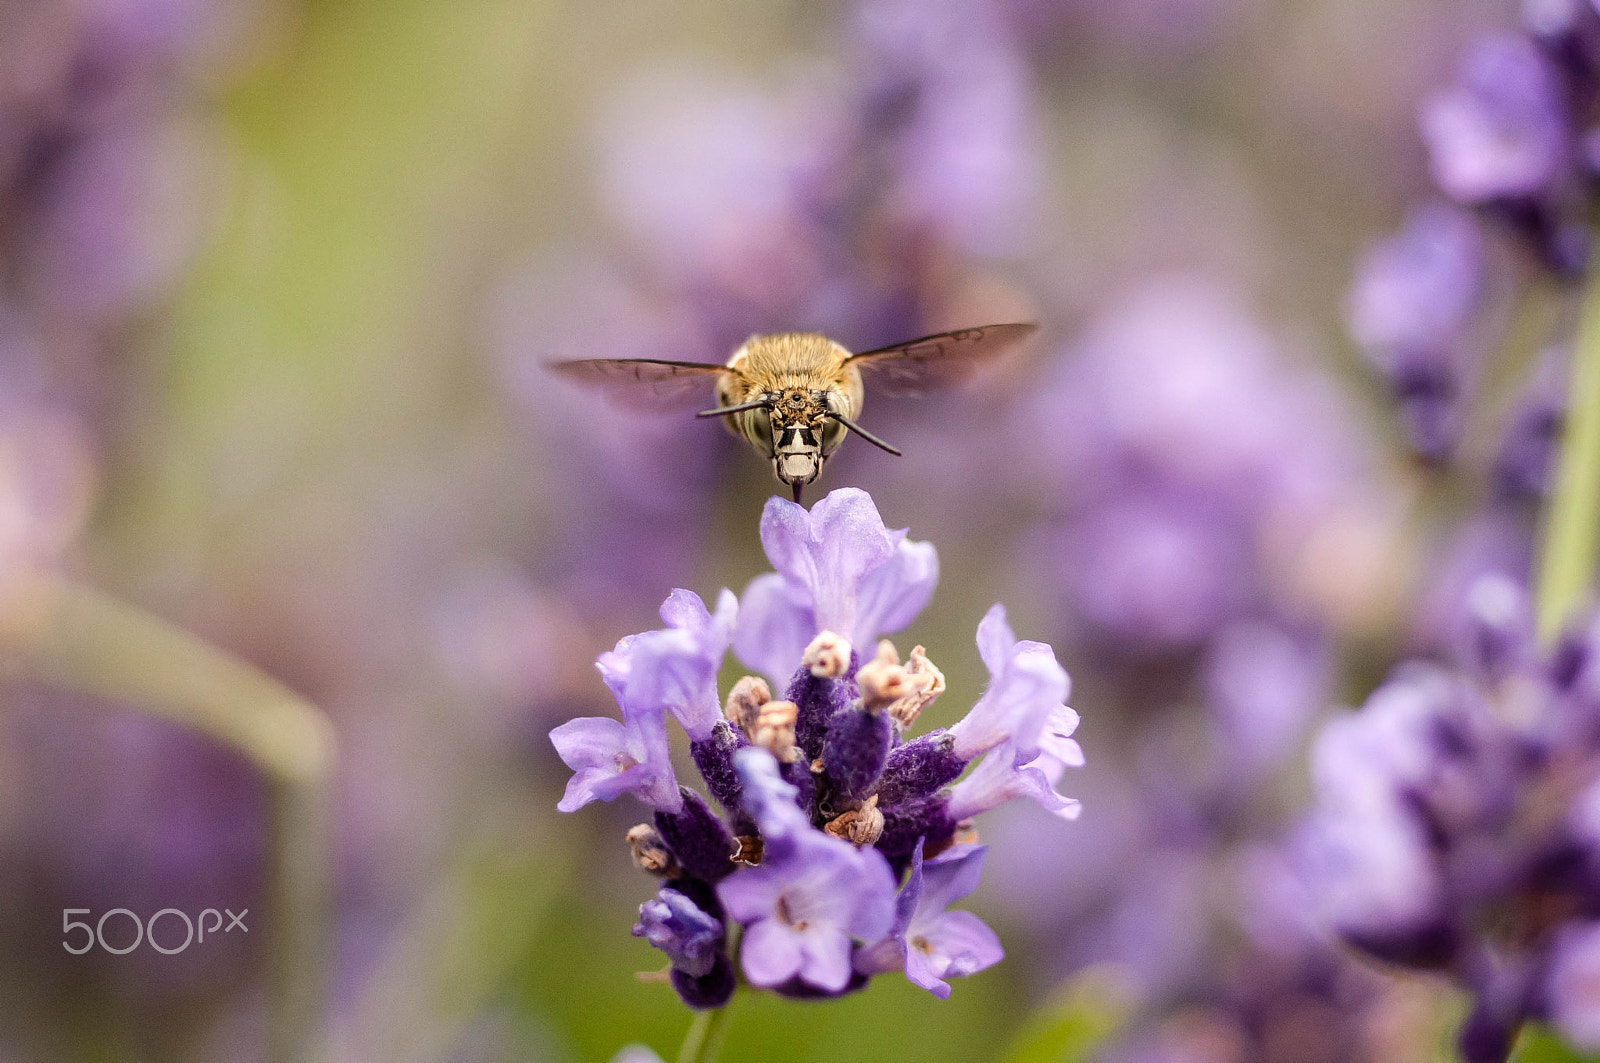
{"left": 845, "top": 323, "right": 1038, "bottom": 397}
{"left": 544, "top": 358, "right": 729, "bottom": 412}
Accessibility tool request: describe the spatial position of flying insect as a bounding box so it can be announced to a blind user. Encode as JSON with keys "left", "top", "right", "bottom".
{"left": 547, "top": 323, "right": 1037, "bottom": 503}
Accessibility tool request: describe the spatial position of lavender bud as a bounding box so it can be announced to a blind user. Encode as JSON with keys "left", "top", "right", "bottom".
{"left": 781, "top": 756, "right": 818, "bottom": 820}
{"left": 632, "top": 888, "right": 723, "bottom": 976}
{"left": 803, "top": 631, "right": 853, "bottom": 678}
{"left": 875, "top": 730, "right": 966, "bottom": 806}
{"left": 856, "top": 640, "right": 945, "bottom": 731}
{"left": 655, "top": 787, "right": 739, "bottom": 883}
{"left": 786, "top": 659, "right": 857, "bottom": 761}
{"left": 670, "top": 951, "right": 737, "bottom": 1010}
{"left": 752, "top": 699, "right": 799, "bottom": 763}
{"left": 876, "top": 794, "right": 956, "bottom": 863}
{"left": 823, "top": 702, "right": 893, "bottom": 805}
{"left": 690, "top": 720, "right": 748, "bottom": 815}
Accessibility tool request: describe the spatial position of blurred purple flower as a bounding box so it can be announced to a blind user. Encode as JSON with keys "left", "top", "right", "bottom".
{"left": 1495, "top": 347, "right": 1567, "bottom": 499}
{"left": 1024, "top": 278, "right": 1385, "bottom": 655}
{"left": 1347, "top": 203, "right": 1487, "bottom": 458}
{"left": 1203, "top": 621, "right": 1329, "bottom": 774}
{"left": 1302, "top": 585, "right": 1600, "bottom": 1058}
{"left": 1422, "top": 34, "right": 1570, "bottom": 206}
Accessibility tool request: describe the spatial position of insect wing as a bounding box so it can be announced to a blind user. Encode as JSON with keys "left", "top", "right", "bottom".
{"left": 844, "top": 322, "right": 1037, "bottom": 397}
{"left": 545, "top": 358, "right": 728, "bottom": 412}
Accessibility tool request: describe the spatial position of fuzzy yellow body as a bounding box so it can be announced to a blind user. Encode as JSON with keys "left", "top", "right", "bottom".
{"left": 715, "top": 334, "right": 866, "bottom": 495}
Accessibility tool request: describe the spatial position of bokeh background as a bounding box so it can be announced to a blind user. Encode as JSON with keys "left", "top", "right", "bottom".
{"left": 0, "top": 0, "right": 1571, "bottom": 1060}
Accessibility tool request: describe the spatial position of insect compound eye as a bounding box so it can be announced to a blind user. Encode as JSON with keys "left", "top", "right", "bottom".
{"left": 820, "top": 415, "right": 846, "bottom": 454}
{"left": 741, "top": 406, "right": 775, "bottom": 455}
{"left": 820, "top": 390, "right": 850, "bottom": 453}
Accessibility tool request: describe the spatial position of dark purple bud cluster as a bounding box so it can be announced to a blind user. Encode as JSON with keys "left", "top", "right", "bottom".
{"left": 1306, "top": 575, "right": 1600, "bottom": 1061}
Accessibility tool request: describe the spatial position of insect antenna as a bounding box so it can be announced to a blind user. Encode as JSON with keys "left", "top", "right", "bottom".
{"left": 828, "top": 413, "right": 903, "bottom": 456}
{"left": 696, "top": 397, "right": 774, "bottom": 419}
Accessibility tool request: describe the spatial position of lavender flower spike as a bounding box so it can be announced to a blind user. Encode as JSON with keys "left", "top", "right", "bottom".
{"left": 718, "top": 748, "right": 897, "bottom": 991}
{"left": 948, "top": 603, "right": 1076, "bottom": 761}
{"left": 856, "top": 840, "right": 1003, "bottom": 999}
{"left": 735, "top": 489, "right": 938, "bottom": 683}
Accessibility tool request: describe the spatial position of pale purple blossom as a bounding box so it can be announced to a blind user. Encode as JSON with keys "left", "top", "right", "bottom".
{"left": 552, "top": 487, "right": 1081, "bottom": 1009}
{"left": 734, "top": 488, "right": 937, "bottom": 682}
{"left": 1347, "top": 202, "right": 1486, "bottom": 371}
{"left": 549, "top": 706, "right": 680, "bottom": 815}
{"left": 607, "top": 589, "right": 737, "bottom": 741}
{"left": 946, "top": 713, "right": 1083, "bottom": 823}
{"left": 949, "top": 603, "right": 1075, "bottom": 761}
{"left": 1421, "top": 34, "right": 1570, "bottom": 205}
{"left": 718, "top": 750, "right": 897, "bottom": 992}
{"left": 855, "top": 839, "right": 1002, "bottom": 999}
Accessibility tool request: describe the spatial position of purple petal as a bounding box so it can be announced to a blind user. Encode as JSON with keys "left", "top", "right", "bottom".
{"left": 733, "top": 572, "right": 816, "bottom": 684}
{"left": 845, "top": 844, "right": 899, "bottom": 941}
{"left": 740, "top": 919, "right": 805, "bottom": 987}
{"left": 716, "top": 862, "right": 790, "bottom": 924}
{"left": 1420, "top": 34, "right": 1568, "bottom": 203}
{"left": 733, "top": 747, "right": 810, "bottom": 851}
{"left": 915, "top": 909, "right": 1003, "bottom": 980}
{"left": 903, "top": 938, "right": 951, "bottom": 998}
{"left": 917, "top": 844, "right": 987, "bottom": 913}
{"left": 946, "top": 741, "right": 1080, "bottom": 821}
{"left": 797, "top": 926, "right": 855, "bottom": 992}
{"left": 949, "top": 607, "right": 1073, "bottom": 761}
{"left": 758, "top": 489, "right": 899, "bottom": 638}
{"left": 975, "top": 603, "right": 1017, "bottom": 677}
{"left": 852, "top": 538, "right": 939, "bottom": 646}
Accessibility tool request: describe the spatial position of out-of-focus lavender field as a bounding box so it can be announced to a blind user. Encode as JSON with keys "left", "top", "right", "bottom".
{"left": 8, "top": 0, "right": 1600, "bottom": 1060}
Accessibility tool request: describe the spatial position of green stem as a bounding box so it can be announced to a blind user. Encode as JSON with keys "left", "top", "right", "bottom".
{"left": 1536, "top": 267, "right": 1600, "bottom": 643}
{"left": 0, "top": 574, "right": 336, "bottom": 1063}
{"left": 675, "top": 1002, "right": 732, "bottom": 1063}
